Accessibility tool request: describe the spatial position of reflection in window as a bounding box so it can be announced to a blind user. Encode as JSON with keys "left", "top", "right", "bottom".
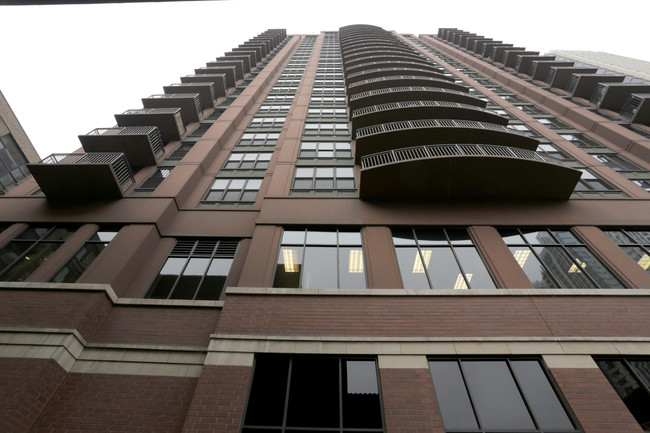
{"left": 0, "top": 226, "right": 75, "bottom": 281}
{"left": 500, "top": 228, "right": 625, "bottom": 288}
{"left": 596, "top": 357, "right": 650, "bottom": 432}
{"left": 52, "top": 228, "right": 119, "bottom": 283}
{"left": 575, "top": 169, "right": 617, "bottom": 192}
{"left": 592, "top": 154, "right": 644, "bottom": 172}
{"left": 604, "top": 229, "right": 650, "bottom": 275}
{"left": 135, "top": 166, "right": 173, "bottom": 192}
{"left": 273, "top": 228, "right": 365, "bottom": 289}
{"left": 202, "top": 178, "right": 262, "bottom": 207}
{"left": 429, "top": 358, "right": 577, "bottom": 432}
{"left": 243, "top": 355, "right": 383, "bottom": 433}
{"left": 146, "top": 238, "right": 238, "bottom": 300}
{"left": 392, "top": 228, "right": 495, "bottom": 290}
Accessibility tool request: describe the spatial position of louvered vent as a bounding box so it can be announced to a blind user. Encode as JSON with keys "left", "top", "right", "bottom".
{"left": 566, "top": 75, "right": 580, "bottom": 93}
{"left": 590, "top": 83, "right": 607, "bottom": 105}
{"left": 170, "top": 239, "right": 239, "bottom": 258}
{"left": 545, "top": 68, "right": 557, "bottom": 85}
{"left": 621, "top": 94, "right": 643, "bottom": 120}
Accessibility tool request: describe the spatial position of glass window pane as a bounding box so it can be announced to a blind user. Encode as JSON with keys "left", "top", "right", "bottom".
{"left": 338, "top": 231, "right": 362, "bottom": 246}
{"left": 395, "top": 247, "right": 430, "bottom": 289}
{"left": 286, "top": 357, "right": 339, "bottom": 428}
{"left": 306, "top": 231, "right": 337, "bottom": 245}
{"left": 534, "top": 246, "right": 593, "bottom": 288}
{"left": 302, "top": 246, "right": 337, "bottom": 288}
{"left": 522, "top": 229, "right": 556, "bottom": 244}
{"left": 628, "top": 231, "right": 650, "bottom": 245}
{"left": 605, "top": 230, "right": 633, "bottom": 244}
{"left": 342, "top": 360, "right": 381, "bottom": 428}
{"left": 429, "top": 361, "right": 479, "bottom": 431}
{"left": 273, "top": 247, "right": 303, "bottom": 288}
{"left": 0, "top": 242, "right": 31, "bottom": 270}
{"left": 462, "top": 360, "right": 535, "bottom": 431}
{"left": 414, "top": 229, "right": 447, "bottom": 245}
{"left": 427, "top": 248, "right": 463, "bottom": 289}
{"left": 566, "top": 246, "right": 624, "bottom": 288}
{"left": 244, "top": 355, "right": 290, "bottom": 427}
{"left": 392, "top": 229, "right": 416, "bottom": 246}
{"left": 0, "top": 242, "right": 61, "bottom": 282}
{"left": 629, "top": 360, "right": 650, "bottom": 390}
{"left": 282, "top": 230, "right": 305, "bottom": 245}
{"left": 509, "top": 246, "right": 558, "bottom": 288}
{"left": 446, "top": 229, "right": 473, "bottom": 244}
{"left": 598, "top": 359, "right": 650, "bottom": 429}
{"left": 511, "top": 360, "right": 575, "bottom": 430}
{"left": 454, "top": 247, "right": 495, "bottom": 289}
{"left": 53, "top": 243, "right": 107, "bottom": 283}
{"left": 499, "top": 228, "right": 525, "bottom": 244}
{"left": 339, "top": 247, "right": 365, "bottom": 289}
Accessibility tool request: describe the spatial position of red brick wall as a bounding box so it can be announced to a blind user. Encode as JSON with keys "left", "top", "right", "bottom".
{"left": 380, "top": 368, "right": 444, "bottom": 433}
{"left": 0, "top": 358, "right": 65, "bottom": 433}
{"left": 90, "top": 305, "right": 220, "bottom": 347}
{"left": 182, "top": 365, "right": 252, "bottom": 433}
{"left": 30, "top": 373, "right": 198, "bottom": 433}
{"left": 217, "top": 294, "right": 650, "bottom": 338}
{"left": 0, "top": 289, "right": 112, "bottom": 340}
{"left": 552, "top": 368, "right": 644, "bottom": 433}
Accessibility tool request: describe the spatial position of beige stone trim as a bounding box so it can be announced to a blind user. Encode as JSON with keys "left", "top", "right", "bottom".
{"left": 0, "top": 328, "right": 205, "bottom": 377}
{"left": 543, "top": 355, "right": 599, "bottom": 369}
{"left": 378, "top": 355, "right": 428, "bottom": 369}
{"left": 226, "top": 286, "right": 650, "bottom": 297}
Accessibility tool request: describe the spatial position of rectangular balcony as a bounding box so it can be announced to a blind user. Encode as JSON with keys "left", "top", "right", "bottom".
{"left": 621, "top": 93, "right": 650, "bottom": 125}
{"left": 180, "top": 74, "right": 228, "bottom": 97}
{"left": 590, "top": 83, "right": 650, "bottom": 111}
{"left": 163, "top": 83, "right": 216, "bottom": 109}
{"left": 114, "top": 108, "right": 185, "bottom": 143}
{"left": 28, "top": 153, "right": 134, "bottom": 200}
{"left": 78, "top": 126, "right": 164, "bottom": 167}
{"left": 142, "top": 93, "right": 203, "bottom": 123}
{"left": 194, "top": 66, "right": 237, "bottom": 88}
{"left": 216, "top": 56, "right": 250, "bottom": 74}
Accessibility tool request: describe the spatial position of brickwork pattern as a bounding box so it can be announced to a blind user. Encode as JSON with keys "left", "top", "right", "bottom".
{"left": 30, "top": 373, "right": 198, "bottom": 433}
{"left": 552, "top": 368, "right": 644, "bottom": 433}
{"left": 182, "top": 365, "right": 252, "bottom": 433}
{"left": 0, "top": 358, "right": 65, "bottom": 433}
{"left": 217, "top": 294, "right": 650, "bottom": 338}
{"left": 90, "top": 306, "right": 220, "bottom": 346}
{"left": 380, "top": 368, "right": 444, "bottom": 433}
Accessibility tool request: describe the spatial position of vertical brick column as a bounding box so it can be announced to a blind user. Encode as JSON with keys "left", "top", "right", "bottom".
{"left": 379, "top": 355, "right": 444, "bottom": 433}
{"left": 545, "top": 355, "right": 643, "bottom": 433}
{"left": 0, "top": 358, "right": 65, "bottom": 433}
{"left": 182, "top": 365, "right": 253, "bottom": 433}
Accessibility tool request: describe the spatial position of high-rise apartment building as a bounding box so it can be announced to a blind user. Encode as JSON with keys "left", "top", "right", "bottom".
{"left": 1, "top": 25, "right": 650, "bottom": 433}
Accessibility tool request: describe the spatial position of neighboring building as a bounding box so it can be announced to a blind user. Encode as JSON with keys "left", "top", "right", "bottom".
{"left": 0, "top": 90, "right": 39, "bottom": 193}
{"left": 1, "top": 25, "right": 650, "bottom": 433}
{"left": 550, "top": 50, "right": 650, "bottom": 82}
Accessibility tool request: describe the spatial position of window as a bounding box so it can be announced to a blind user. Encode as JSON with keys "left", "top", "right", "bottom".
{"left": 51, "top": 228, "right": 119, "bottom": 283}
{"left": 561, "top": 133, "right": 603, "bottom": 149}
{"left": 575, "top": 169, "right": 616, "bottom": 192}
{"left": 508, "top": 124, "right": 537, "bottom": 137}
{"left": 146, "top": 238, "right": 238, "bottom": 300}
{"left": 0, "top": 130, "right": 31, "bottom": 191}
{"left": 202, "top": 178, "right": 262, "bottom": 206}
{"left": 263, "top": 95, "right": 294, "bottom": 103}
{"left": 257, "top": 105, "right": 291, "bottom": 114}
{"left": 135, "top": 166, "right": 173, "bottom": 192}
{"left": 429, "top": 358, "right": 577, "bottom": 432}
{"left": 603, "top": 229, "right": 650, "bottom": 274}
{"left": 500, "top": 228, "right": 625, "bottom": 288}
{"left": 222, "top": 153, "right": 272, "bottom": 170}
{"left": 536, "top": 144, "right": 571, "bottom": 161}
{"left": 0, "top": 226, "right": 75, "bottom": 281}
{"left": 273, "top": 228, "right": 365, "bottom": 289}
{"left": 596, "top": 357, "right": 650, "bottom": 431}
{"left": 188, "top": 123, "right": 211, "bottom": 137}
{"left": 249, "top": 117, "right": 286, "bottom": 129}
{"left": 517, "top": 105, "right": 550, "bottom": 115}
{"left": 304, "top": 123, "right": 350, "bottom": 136}
{"left": 310, "top": 96, "right": 346, "bottom": 104}
{"left": 167, "top": 142, "right": 195, "bottom": 160}
{"left": 538, "top": 117, "right": 571, "bottom": 129}
{"left": 299, "top": 142, "right": 352, "bottom": 159}
{"left": 293, "top": 167, "right": 355, "bottom": 191}
{"left": 243, "top": 355, "right": 383, "bottom": 433}
{"left": 307, "top": 108, "right": 348, "bottom": 118}
{"left": 591, "top": 154, "right": 644, "bottom": 172}
{"left": 237, "top": 132, "right": 280, "bottom": 147}
{"left": 392, "top": 228, "right": 496, "bottom": 290}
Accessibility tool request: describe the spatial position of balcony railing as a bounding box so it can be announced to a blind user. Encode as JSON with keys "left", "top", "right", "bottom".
{"left": 80, "top": 126, "right": 164, "bottom": 167}
{"left": 361, "top": 144, "right": 565, "bottom": 170}
{"left": 356, "top": 119, "right": 528, "bottom": 139}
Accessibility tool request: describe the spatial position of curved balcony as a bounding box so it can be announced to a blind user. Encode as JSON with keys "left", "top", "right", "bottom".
{"left": 347, "top": 75, "right": 467, "bottom": 96}
{"left": 345, "top": 59, "right": 438, "bottom": 77}
{"left": 349, "top": 86, "right": 487, "bottom": 112}
{"left": 354, "top": 119, "right": 538, "bottom": 163}
{"left": 346, "top": 67, "right": 452, "bottom": 85}
{"left": 343, "top": 47, "right": 419, "bottom": 64}
{"left": 344, "top": 53, "right": 429, "bottom": 69}
{"left": 351, "top": 101, "right": 508, "bottom": 134}
{"left": 359, "top": 144, "right": 580, "bottom": 200}
{"left": 342, "top": 42, "right": 410, "bottom": 58}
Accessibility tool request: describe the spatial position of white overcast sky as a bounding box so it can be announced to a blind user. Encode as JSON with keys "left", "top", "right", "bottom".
{"left": 0, "top": 0, "right": 648, "bottom": 157}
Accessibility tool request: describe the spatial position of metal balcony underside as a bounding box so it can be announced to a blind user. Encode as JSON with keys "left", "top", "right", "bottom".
{"left": 345, "top": 67, "right": 454, "bottom": 85}
{"left": 78, "top": 126, "right": 164, "bottom": 167}
{"left": 346, "top": 75, "right": 468, "bottom": 96}
{"left": 354, "top": 119, "right": 538, "bottom": 163}
{"left": 28, "top": 153, "right": 134, "bottom": 200}
{"left": 348, "top": 86, "right": 487, "bottom": 111}
{"left": 359, "top": 144, "right": 580, "bottom": 200}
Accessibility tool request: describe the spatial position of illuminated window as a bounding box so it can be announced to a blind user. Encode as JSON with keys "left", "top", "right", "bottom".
{"left": 273, "top": 228, "right": 365, "bottom": 289}
{"left": 603, "top": 229, "right": 650, "bottom": 274}
{"left": 500, "top": 228, "right": 625, "bottom": 288}
{"left": 392, "top": 228, "right": 495, "bottom": 290}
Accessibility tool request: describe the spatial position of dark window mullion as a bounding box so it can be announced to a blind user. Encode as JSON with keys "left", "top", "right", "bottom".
{"left": 167, "top": 241, "right": 197, "bottom": 299}
{"left": 444, "top": 229, "right": 473, "bottom": 289}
